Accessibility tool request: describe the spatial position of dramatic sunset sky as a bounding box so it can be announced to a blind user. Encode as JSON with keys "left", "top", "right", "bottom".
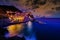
{"left": 0, "top": 0, "right": 60, "bottom": 18}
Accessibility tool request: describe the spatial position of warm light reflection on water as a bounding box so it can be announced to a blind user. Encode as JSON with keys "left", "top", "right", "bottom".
{"left": 7, "top": 24, "right": 24, "bottom": 37}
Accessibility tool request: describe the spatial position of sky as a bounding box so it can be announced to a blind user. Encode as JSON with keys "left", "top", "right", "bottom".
{"left": 0, "top": 0, "right": 60, "bottom": 18}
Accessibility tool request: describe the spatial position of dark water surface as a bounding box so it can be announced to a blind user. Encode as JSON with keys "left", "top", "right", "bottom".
{"left": 0, "top": 18, "right": 60, "bottom": 40}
